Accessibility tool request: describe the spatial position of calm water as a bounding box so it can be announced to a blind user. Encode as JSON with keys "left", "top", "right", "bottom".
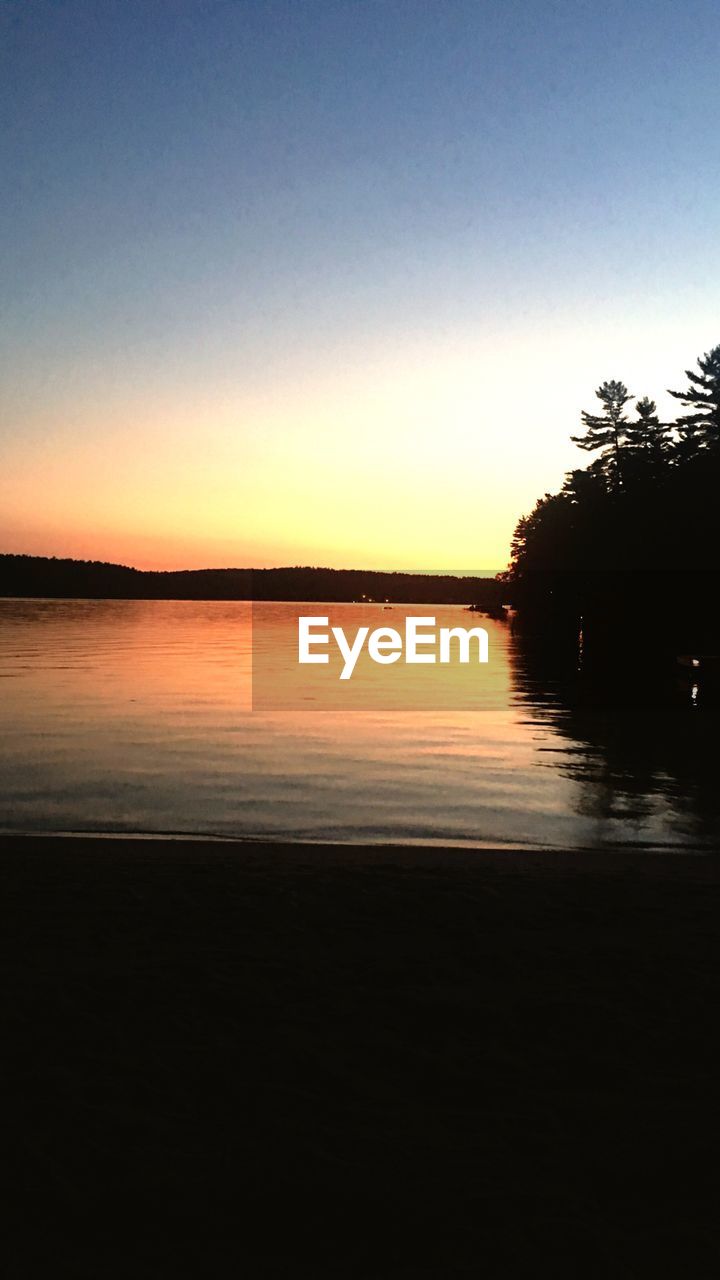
{"left": 1, "top": 597, "right": 718, "bottom": 849}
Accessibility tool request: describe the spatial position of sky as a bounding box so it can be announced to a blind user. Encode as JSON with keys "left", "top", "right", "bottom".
{"left": 1, "top": 0, "right": 719, "bottom": 571}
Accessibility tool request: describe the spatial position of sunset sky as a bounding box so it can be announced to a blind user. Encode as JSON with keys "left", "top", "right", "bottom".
{"left": 2, "top": 0, "right": 720, "bottom": 571}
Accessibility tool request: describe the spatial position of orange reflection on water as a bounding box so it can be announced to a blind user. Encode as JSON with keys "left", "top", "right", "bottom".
{"left": 252, "top": 602, "right": 510, "bottom": 711}
{"left": 2, "top": 597, "right": 712, "bottom": 848}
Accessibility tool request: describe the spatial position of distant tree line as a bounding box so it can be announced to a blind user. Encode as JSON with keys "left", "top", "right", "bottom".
{"left": 0, "top": 556, "right": 503, "bottom": 608}
{"left": 504, "top": 343, "right": 720, "bottom": 659}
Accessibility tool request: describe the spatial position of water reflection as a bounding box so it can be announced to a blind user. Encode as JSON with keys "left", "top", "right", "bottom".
{"left": 0, "top": 598, "right": 718, "bottom": 849}
{"left": 510, "top": 619, "right": 720, "bottom": 846}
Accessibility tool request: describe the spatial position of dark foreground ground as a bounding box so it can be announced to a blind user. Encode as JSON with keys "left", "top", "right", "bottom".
{"left": 3, "top": 835, "right": 719, "bottom": 1278}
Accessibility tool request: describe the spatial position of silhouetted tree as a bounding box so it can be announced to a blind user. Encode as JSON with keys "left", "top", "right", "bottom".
{"left": 509, "top": 493, "right": 574, "bottom": 574}
{"left": 667, "top": 344, "right": 720, "bottom": 457}
{"left": 562, "top": 458, "right": 608, "bottom": 504}
{"left": 571, "top": 380, "right": 633, "bottom": 489}
{"left": 623, "top": 396, "right": 672, "bottom": 477}
{"left": 504, "top": 345, "right": 720, "bottom": 653}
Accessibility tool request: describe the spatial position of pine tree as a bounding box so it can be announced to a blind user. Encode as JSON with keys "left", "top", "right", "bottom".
{"left": 667, "top": 344, "right": 720, "bottom": 456}
{"left": 571, "top": 380, "right": 633, "bottom": 489}
{"left": 623, "top": 396, "right": 671, "bottom": 473}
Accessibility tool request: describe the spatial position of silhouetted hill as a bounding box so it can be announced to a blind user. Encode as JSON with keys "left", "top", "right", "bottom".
{"left": 0, "top": 555, "right": 503, "bottom": 606}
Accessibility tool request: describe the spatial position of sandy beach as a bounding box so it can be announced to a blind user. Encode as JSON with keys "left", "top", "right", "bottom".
{"left": 3, "top": 834, "right": 719, "bottom": 1277}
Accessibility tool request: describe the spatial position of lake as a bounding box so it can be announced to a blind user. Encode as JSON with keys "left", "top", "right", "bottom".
{"left": 1, "top": 597, "right": 718, "bottom": 849}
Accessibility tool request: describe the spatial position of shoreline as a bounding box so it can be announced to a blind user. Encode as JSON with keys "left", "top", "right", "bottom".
{"left": 3, "top": 829, "right": 718, "bottom": 860}
{"left": 4, "top": 831, "right": 719, "bottom": 1274}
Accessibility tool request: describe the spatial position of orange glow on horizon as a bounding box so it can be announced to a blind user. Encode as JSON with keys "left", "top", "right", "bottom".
{"left": 3, "top": 319, "right": 711, "bottom": 574}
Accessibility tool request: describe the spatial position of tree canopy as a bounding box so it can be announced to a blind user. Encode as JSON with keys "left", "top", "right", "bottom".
{"left": 667, "top": 344, "right": 720, "bottom": 457}
{"left": 504, "top": 342, "right": 720, "bottom": 657}
{"left": 570, "top": 379, "right": 634, "bottom": 489}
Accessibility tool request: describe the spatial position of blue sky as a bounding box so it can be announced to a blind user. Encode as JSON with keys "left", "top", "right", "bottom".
{"left": 2, "top": 0, "right": 719, "bottom": 568}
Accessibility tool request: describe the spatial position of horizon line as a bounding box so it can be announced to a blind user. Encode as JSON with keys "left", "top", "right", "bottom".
{"left": 0, "top": 553, "right": 502, "bottom": 580}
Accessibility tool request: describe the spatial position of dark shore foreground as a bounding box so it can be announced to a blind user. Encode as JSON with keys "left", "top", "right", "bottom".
{"left": 3, "top": 835, "right": 719, "bottom": 1278}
